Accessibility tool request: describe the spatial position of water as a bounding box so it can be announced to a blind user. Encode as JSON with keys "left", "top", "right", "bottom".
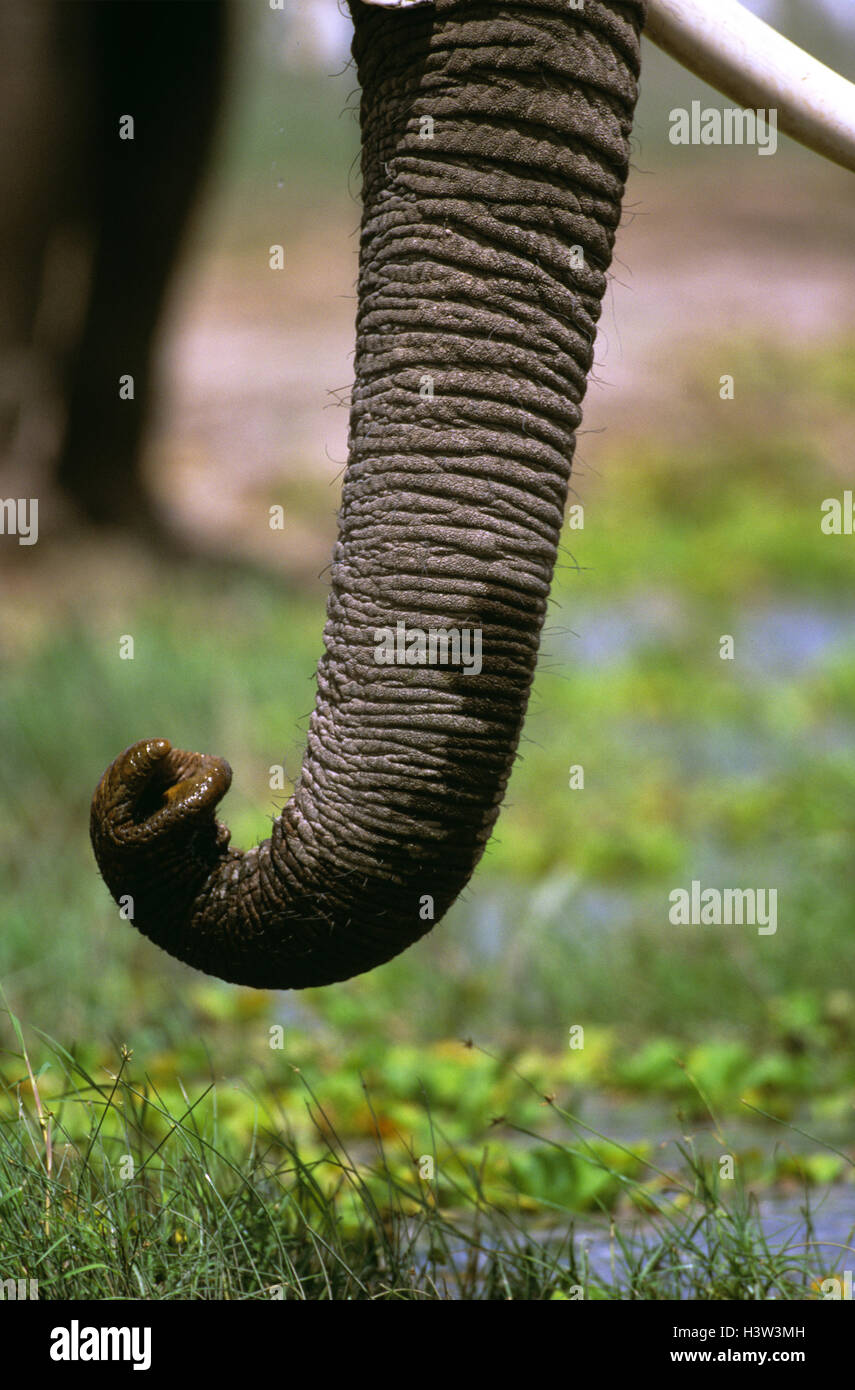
{"left": 549, "top": 592, "right": 855, "bottom": 676}
{"left": 557, "top": 1187, "right": 855, "bottom": 1291}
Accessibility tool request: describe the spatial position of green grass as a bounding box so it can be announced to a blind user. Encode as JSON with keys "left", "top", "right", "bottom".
{"left": 2, "top": 1011, "right": 846, "bottom": 1301}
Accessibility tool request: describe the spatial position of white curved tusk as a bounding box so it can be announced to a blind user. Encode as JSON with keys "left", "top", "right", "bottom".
{"left": 646, "top": 0, "right": 855, "bottom": 174}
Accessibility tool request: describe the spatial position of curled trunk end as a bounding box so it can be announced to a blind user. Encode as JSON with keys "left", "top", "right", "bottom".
{"left": 90, "top": 0, "right": 646, "bottom": 989}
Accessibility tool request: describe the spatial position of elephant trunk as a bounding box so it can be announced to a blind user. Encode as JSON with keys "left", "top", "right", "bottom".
{"left": 90, "top": 0, "right": 645, "bottom": 989}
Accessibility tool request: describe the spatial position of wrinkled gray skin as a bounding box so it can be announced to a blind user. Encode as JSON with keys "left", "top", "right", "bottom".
{"left": 91, "top": 0, "right": 647, "bottom": 989}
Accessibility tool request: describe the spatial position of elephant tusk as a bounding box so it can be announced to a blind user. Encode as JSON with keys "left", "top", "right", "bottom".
{"left": 645, "top": 0, "right": 855, "bottom": 175}
{"left": 363, "top": 0, "right": 855, "bottom": 175}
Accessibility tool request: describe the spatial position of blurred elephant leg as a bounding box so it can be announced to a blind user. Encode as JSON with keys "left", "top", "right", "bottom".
{"left": 0, "top": 1, "right": 92, "bottom": 483}
{"left": 56, "top": 0, "right": 228, "bottom": 532}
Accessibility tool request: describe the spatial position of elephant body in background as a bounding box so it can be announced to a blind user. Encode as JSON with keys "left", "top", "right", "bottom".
{"left": 0, "top": 0, "right": 227, "bottom": 532}
{"left": 91, "top": 0, "right": 646, "bottom": 988}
